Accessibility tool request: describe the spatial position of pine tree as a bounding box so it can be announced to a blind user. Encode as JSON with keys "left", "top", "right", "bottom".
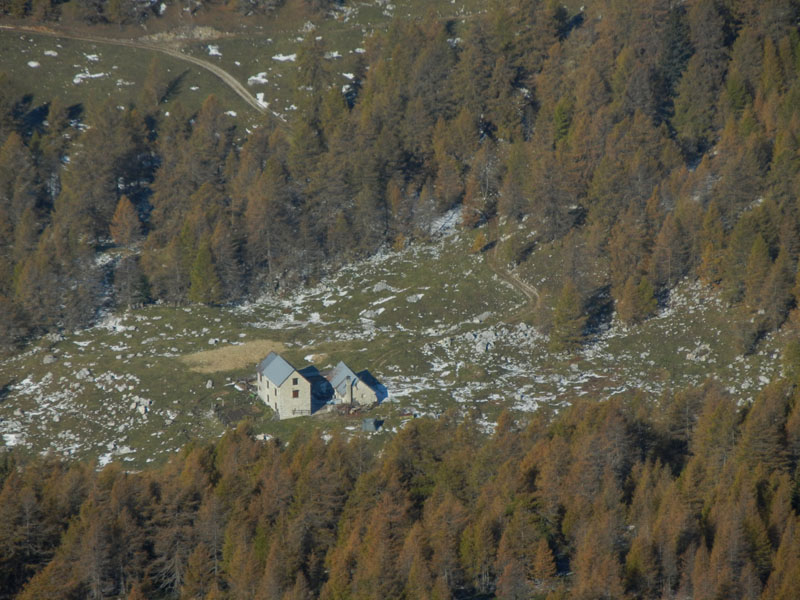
{"left": 650, "top": 213, "right": 687, "bottom": 289}
{"left": 761, "top": 248, "right": 794, "bottom": 329}
{"left": 743, "top": 234, "right": 772, "bottom": 310}
{"left": 617, "top": 275, "right": 658, "bottom": 324}
{"left": 495, "top": 558, "right": 529, "bottom": 600}
{"left": 139, "top": 57, "right": 170, "bottom": 111}
{"left": 548, "top": 279, "right": 586, "bottom": 353}
{"left": 180, "top": 543, "right": 213, "bottom": 599}
{"left": 530, "top": 536, "right": 556, "bottom": 586}
{"left": 470, "top": 231, "right": 487, "bottom": 254}
{"left": 109, "top": 196, "right": 141, "bottom": 246}
{"left": 188, "top": 240, "right": 222, "bottom": 305}
{"left": 698, "top": 201, "right": 726, "bottom": 285}
{"left": 672, "top": 0, "right": 730, "bottom": 155}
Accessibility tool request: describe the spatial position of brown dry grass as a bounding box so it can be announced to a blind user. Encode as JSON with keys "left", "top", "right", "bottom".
{"left": 181, "top": 339, "right": 287, "bottom": 373}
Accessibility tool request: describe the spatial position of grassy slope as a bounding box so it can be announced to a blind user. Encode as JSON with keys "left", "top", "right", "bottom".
{"left": 0, "top": 0, "right": 486, "bottom": 123}
{"left": 0, "top": 220, "right": 786, "bottom": 468}
{"left": 0, "top": 0, "right": 788, "bottom": 467}
{"left": 0, "top": 31, "right": 259, "bottom": 120}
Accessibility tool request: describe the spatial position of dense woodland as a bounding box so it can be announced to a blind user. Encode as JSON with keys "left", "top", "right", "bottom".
{"left": 3, "top": 4, "right": 800, "bottom": 598}
{"left": 0, "top": 375, "right": 799, "bottom": 599}
{"left": 2, "top": 0, "right": 800, "bottom": 353}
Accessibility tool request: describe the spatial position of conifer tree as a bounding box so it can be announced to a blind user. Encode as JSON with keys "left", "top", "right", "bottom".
{"left": 743, "top": 234, "right": 772, "bottom": 310}
{"left": 109, "top": 196, "right": 141, "bottom": 246}
{"left": 180, "top": 543, "right": 214, "bottom": 600}
{"left": 188, "top": 240, "right": 222, "bottom": 305}
{"left": 548, "top": 279, "right": 586, "bottom": 353}
{"left": 617, "top": 275, "right": 658, "bottom": 324}
{"left": 698, "top": 201, "right": 726, "bottom": 285}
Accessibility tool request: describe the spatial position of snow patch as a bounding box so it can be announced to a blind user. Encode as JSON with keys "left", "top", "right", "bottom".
{"left": 73, "top": 70, "right": 106, "bottom": 84}
{"left": 272, "top": 53, "right": 297, "bottom": 62}
{"left": 248, "top": 72, "right": 268, "bottom": 85}
{"left": 3, "top": 433, "right": 22, "bottom": 447}
{"left": 44, "top": 50, "right": 58, "bottom": 56}
{"left": 27, "top": 61, "right": 40, "bottom": 68}
{"left": 429, "top": 206, "right": 462, "bottom": 236}
{"left": 207, "top": 45, "right": 221, "bottom": 56}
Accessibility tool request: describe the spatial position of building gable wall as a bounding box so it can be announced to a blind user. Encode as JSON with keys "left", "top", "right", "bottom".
{"left": 257, "top": 369, "right": 312, "bottom": 419}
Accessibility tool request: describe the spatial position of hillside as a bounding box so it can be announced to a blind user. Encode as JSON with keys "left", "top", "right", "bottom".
{"left": 0, "top": 218, "right": 789, "bottom": 467}
{"left": 3, "top": 0, "right": 800, "bottom": 598}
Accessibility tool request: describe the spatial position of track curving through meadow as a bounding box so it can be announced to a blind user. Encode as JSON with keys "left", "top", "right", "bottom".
{"left": 0, "top": 24, "right": 267, "bottom": 114}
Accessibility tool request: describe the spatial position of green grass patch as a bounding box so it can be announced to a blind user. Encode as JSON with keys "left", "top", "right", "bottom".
{"left": 0, "top": 31, "right": 260, "bottom": 119}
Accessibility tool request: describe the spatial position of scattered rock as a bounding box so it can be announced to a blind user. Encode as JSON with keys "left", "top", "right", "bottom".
{"left": 373, "top": 281, "right": 396, "bottom": 293}
{"left": 473, "top": 311, "right": 492, "bottom": 324}
{"left": 209, "top": 338, "right": 219, "bottom": 345}
{"left": 686, "top": 343, "right": 711, "bottom": 362}
{"left": 206, "top": 379, "right": 213, "bottom": 389}
{"left": 43, "top": 354, "right": 57, "bottom": 365}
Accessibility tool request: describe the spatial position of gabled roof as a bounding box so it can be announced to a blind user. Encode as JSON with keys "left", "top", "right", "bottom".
{"left": 328, "top": 360, "right": 359, "bottom": 397}
{"left": 257, "top": 351, "right": 297, "bottom": 386}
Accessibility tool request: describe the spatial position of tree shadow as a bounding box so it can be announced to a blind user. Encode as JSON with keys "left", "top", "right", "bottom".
{"left": 160, "top": 70, "right": 189, "bottom": 105}
{"left": 0, "top": 379, "right": 15, "bottom": 404}
{"left": 480, "top": 240, "right": 497, "bottom": 253}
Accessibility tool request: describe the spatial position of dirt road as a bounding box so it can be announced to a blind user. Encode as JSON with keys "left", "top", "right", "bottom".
{"left": 0, "top": 24, "right": 267, "bottom": 114}
{"left": 486, "top": 218, "right": 540, "bottom": 323}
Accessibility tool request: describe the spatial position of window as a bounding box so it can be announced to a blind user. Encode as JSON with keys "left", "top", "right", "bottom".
{"left": 292, "top": 390, "right": 299, "bottom": 398}
{"left": 293, "top": 377, "right": 298, "bottom": 385}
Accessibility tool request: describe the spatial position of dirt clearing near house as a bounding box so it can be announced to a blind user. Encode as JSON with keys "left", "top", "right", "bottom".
{"left": 181, "top": 339, "right": 286, "bottom": 373}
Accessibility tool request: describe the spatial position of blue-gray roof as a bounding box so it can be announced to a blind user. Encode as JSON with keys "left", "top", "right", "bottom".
{"left": 257, "top": 352, "right": 296, "bottom": 386}
{"left": 328, "top": 361, "right": 358, "bottom": 396}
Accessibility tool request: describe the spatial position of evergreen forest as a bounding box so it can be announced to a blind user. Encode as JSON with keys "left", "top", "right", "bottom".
{"left": 2, "top": 0, "right": 800, "bottom": 597}
{"left": 4, "top": 384, "right": 800, "bottom": 599}
{"left": 1, "top": 0, "right": 800, "bottom": 352}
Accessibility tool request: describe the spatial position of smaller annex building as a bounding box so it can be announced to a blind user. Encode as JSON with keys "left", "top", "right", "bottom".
{"left": 327, "top": 361, "right": 380, "bottom": 406}
{"left": 256, "top": 352, "right": 312, "bottom": 419}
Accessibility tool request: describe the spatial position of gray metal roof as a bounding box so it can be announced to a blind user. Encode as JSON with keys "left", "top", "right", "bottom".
{"left": 328, "top": 361, "right": 358, "bottom": 397}
{"left": 257, "top": 352, "right": 296, "bottom": 386}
